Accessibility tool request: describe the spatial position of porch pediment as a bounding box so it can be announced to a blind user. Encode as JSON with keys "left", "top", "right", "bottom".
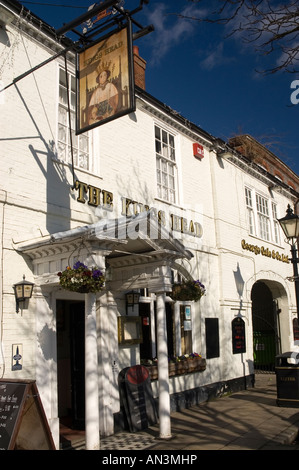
{"left": 14, "top": 214, "right": 193, "bottom": 290}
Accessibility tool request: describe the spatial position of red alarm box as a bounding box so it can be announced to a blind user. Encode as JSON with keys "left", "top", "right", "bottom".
{"left": 193, "top": 143, "right": 204, "bottom": 160}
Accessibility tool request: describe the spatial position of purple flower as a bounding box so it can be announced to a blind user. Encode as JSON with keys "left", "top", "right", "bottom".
{"left": 92, "top": 269, "right": 103, "bottom": 279}
{"left": 73, "top": 261, "right": 87, "bottom": 270}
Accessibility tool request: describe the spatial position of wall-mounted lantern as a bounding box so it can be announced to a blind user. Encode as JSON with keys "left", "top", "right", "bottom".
{"left": 13, "top": 275, "right": 34, "bottom": 313}
{"left": 126, "top": 291, "right": 140, "bottom": 314}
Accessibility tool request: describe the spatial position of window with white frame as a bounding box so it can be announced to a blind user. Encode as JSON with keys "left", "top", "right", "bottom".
{"left": 155, "top": 125, "right": 177, "bottom": 204}
{"left": 256, "top": 193, "right": 270, "bottom": 241}
{"left": 245, "top": 187, "right": 255, "bottom": 235}
{"left": 58, "top": 68, "right": 90, "bottom": 171}
{"left": 245, "top": 187, "right": 280, "bottom": 244}
{"left": 272, "top": 202, "right": 280, "bottom": 244}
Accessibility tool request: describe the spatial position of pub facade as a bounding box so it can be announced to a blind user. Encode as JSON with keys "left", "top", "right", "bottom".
{"left": 1, "top": 0, "right": 299, "bottom": 449}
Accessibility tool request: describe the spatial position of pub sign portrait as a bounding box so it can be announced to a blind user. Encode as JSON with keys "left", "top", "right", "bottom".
{"left": 76, "top": 24, "right": 135, "bottom": 134}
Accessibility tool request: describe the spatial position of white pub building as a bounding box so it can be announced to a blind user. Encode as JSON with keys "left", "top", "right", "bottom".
{"left": 1, "top": 0, "right": 299, "bottom": 450}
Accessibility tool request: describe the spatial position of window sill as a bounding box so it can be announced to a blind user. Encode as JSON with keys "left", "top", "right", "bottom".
{"left": 145, "top": 357, "right": 206, "bottom": 380}
{"left": 246, "top": 233, "right": 284, "bottom": 250}
{"left": 154, "top": 197, "right": 185, "bottom": 210}
{"left": 51, "top": 156, "right": 102, "bottom": 179}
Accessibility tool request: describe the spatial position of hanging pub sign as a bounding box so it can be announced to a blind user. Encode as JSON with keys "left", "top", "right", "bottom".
{"left": 76, "top": 21, "right": 135, "bottom": 134}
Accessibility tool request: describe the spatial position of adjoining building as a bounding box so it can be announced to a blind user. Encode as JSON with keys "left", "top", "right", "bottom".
{"left": 1, "top": 0, "right": 299, "bottom": 449}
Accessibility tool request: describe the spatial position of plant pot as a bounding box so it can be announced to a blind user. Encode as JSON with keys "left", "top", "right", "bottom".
{"left": 76, "top": 287, "right": 93, "bottom": 293}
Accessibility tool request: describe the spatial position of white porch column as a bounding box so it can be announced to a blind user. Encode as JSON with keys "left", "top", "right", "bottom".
{"left": 85, "top": 292, "right": 100, "bottom": 450}
{"left": 156, "top": 292, "right": 172, "bottom": 439}
{"left": 174, "top": 301, "right": 181, "bottom": 356}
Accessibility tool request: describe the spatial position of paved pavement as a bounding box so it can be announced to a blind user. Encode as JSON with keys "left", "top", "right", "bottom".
{"left": 143, "top": 373, "right": 299, "bottom": 451}
{"left": 69, "top": 373, "right": 299, "bottom": 451}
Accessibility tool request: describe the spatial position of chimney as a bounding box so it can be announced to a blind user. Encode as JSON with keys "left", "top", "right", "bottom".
{"left": 133, "top": 45, "right": 146, "bottom": 90}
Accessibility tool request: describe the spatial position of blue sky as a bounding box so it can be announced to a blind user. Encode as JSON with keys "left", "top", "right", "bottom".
{"left": 20, "top": 0, "right": 299, "bottom": 175}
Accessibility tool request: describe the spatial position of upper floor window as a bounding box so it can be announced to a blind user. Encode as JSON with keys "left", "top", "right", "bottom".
{"left": 245, "top": 187, "right": 255, "bottom": 235}
{"left": 245, "top": 187, "right": 280, "bottom": 244}
{"left": 155, "top": 125, "right": 177, "bottom": 204}
{"left": 256, "top": 193, "right": 270, "bottom": 241}
{"left": 272, "top": 202, "right": 280, "bottom": 244}
{"left": 58, "top": 68, "right": 90, "bottom": 171}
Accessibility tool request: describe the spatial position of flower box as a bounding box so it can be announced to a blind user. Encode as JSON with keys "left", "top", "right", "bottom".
{"left": 146, "top": 356, "right": 206, "bottom": 380}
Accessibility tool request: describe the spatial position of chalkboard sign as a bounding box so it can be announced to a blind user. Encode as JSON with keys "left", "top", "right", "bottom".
{"left": 119, "top": 365, "right": 157, "bottom": 432}
{"left": 232, "top": 317, "right": 246, "bottom": 354}
{"left": 0, "top": 380, "right": 55, "bottom": 450}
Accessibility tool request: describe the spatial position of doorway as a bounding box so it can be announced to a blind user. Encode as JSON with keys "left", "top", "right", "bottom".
{"left": 57, "top": 300, "right": 85, "bottom": 430}
{"left": 251, "top": 282, "right": 281, "bottom": 372}
{"left": 139, "top": 301, "right": 175, "bottom": 361}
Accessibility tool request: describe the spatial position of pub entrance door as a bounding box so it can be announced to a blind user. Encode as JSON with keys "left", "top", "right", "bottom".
{"left": 251, "top": 282, "right": 281, "bottom": 372}
{"left": 57, "top": 300, "right": 85, "bottom": 430}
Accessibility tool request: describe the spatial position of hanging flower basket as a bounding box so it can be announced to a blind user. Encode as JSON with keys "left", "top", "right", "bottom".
{"left": 171, "top": 280, "right": 206, "bottom": 302}
{"left": 58, "top": 261, "right": 105, "bottom": 293}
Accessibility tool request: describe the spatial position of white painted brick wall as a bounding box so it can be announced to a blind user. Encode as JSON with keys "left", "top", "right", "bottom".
{"left": 0, "top": 16, "right": 297, "bottom": 399}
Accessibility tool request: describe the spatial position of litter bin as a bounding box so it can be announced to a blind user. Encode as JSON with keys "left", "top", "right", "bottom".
{"left": 276, "top": 352, "right": 299, "bottom": 407}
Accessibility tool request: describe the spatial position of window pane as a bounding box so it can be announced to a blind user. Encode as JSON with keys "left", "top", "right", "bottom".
{"left": 245, "top": 188, "right": 252, "bottom": 207}
{"left": 59, "top": 69, "right": 66, "bottom": 86}
{"left": 58, "top": 106, "right": 67, "bottom": 125}
{"left": 247, "top": 209, "right": 254, "bottom": 235}
{"left": 58, "top": 123, "right": 67, "bottom": 143}
{"left": 162, "top": 141, "right": 168, "bottom": 158}
{"left": 155, "top": 126, "right": 160, "bottom": 140}
{"left": 70, "top": 112, "right": 76, "bottom": 129}
{"left": 59, "top": 87, "right": 67, "bottom": 106}
{"left": 71, "top": 130, "right": 77, "bottom": 150}
{"left": 80, "top": 134, "right": 88, "bottom": 153}
{"left": 71, "top": 75, "right": 76, "bottom": 92}
{"left": 57, "top": 141, "right": 66, "bottom": 160}
{"left": 169, "top": 175, "right": 175, "bottom": 189}
{"left": 169, "top": 134, "right": 174, "bottom": 148}
{"left": 155, "top": 139, "right": 161, "bottom": 154}
{"left": 79, "top": 152, "right": 88, "bottom": 170}
{"left": 157, "top": 169, "right": 161, "bottom": 183}
{"left": 162, "top": 130, "right": 167, "bottom": 144}
{"left": 70, "top": 91, "right": 76, "bottom": 111}
{"left": 68, "top": 146, "right": 76, "bottom": 165}
{"left": 169, "top": 190, "right": 175, "bottom": 204}
{"left": 169, "top": 146, "right": 175, "bottom": 161}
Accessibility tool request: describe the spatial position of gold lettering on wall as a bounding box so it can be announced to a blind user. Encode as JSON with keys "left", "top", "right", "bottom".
{"left": 74, "top": 180, "right": 113, "bottom": 210}
{"left": 73, "top": 180, "right": 203, "bottom": 238}
{"left": 241, "top": 239, "right": 289, "bottom": 263}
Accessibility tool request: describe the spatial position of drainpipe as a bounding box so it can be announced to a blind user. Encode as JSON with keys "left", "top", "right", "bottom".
{"left": 0, "top": 190, "right": 7, "bottom": 377}
{"left": 85, "top": 292, "right": 100, "bottom": 450}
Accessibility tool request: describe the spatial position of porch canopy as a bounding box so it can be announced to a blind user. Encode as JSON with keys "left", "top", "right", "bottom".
{"left": 14, "top": 212, "right": 193, "bottom": 291}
